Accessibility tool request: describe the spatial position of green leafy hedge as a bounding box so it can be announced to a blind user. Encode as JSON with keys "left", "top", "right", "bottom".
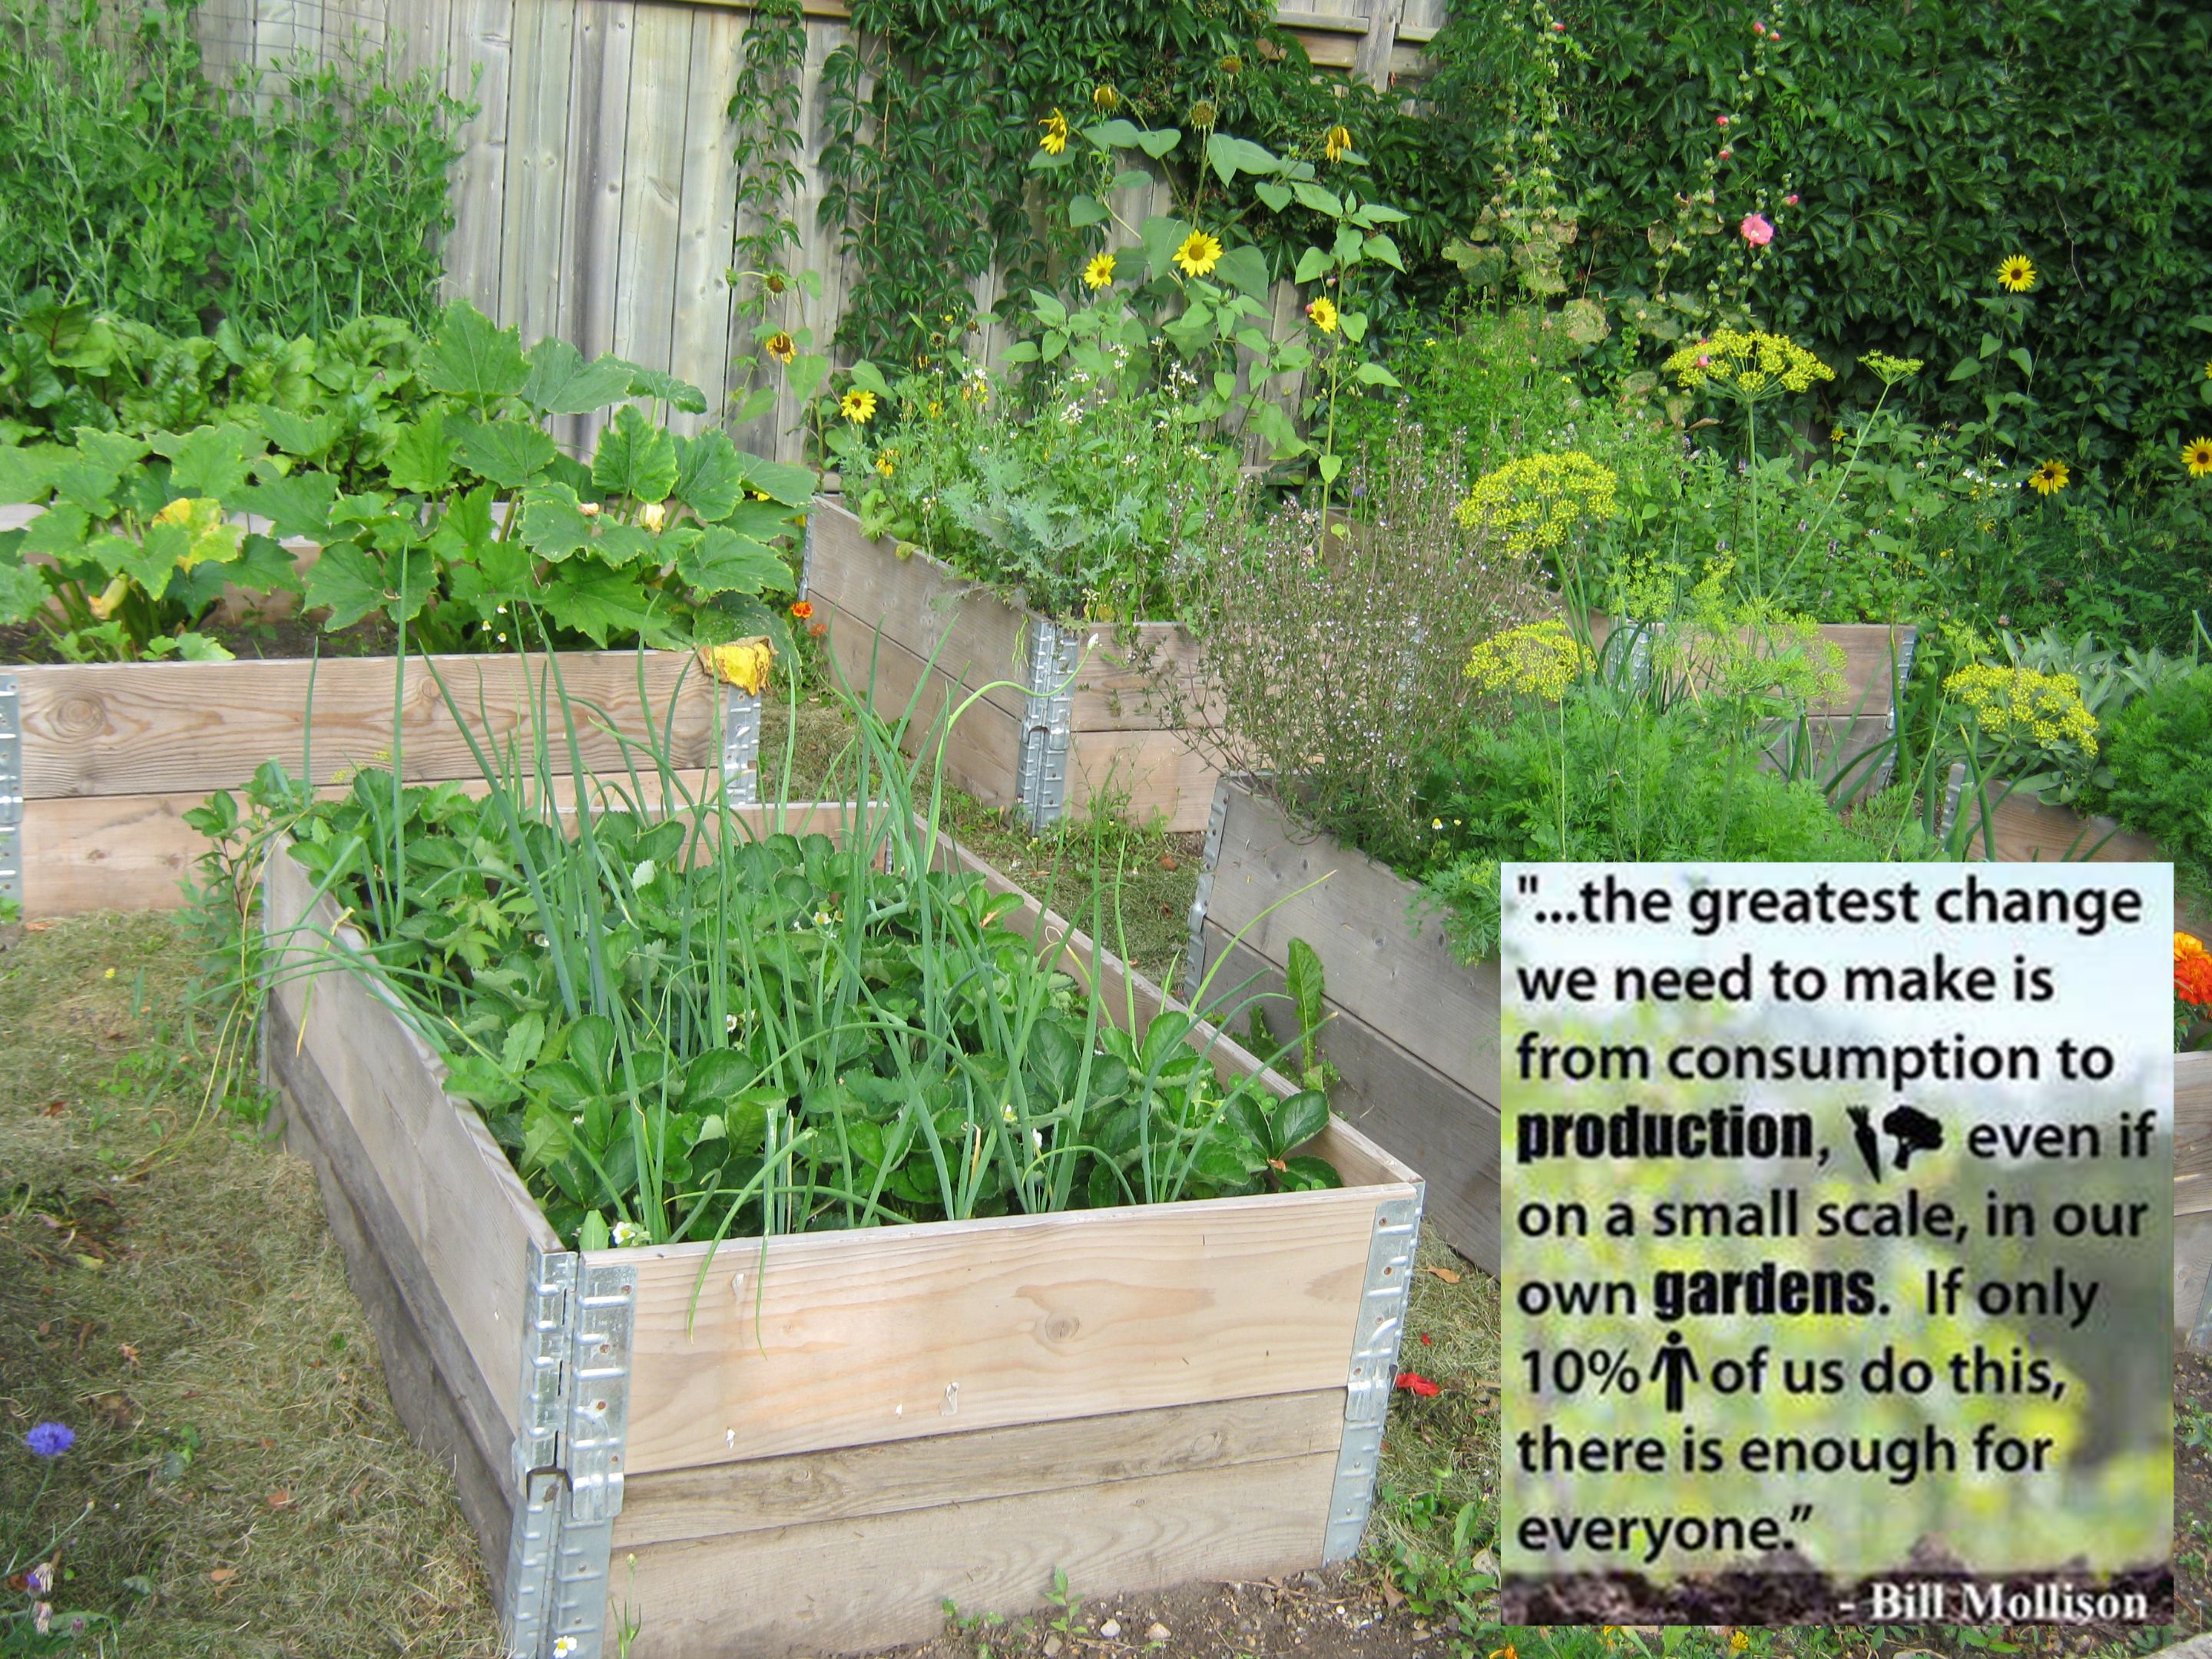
{"left": 1418, "top": 0, "right": 2212, "bottom": 481}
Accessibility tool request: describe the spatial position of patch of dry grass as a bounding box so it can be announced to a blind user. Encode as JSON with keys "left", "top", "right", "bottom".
{"left": 0, "top": 912, "right": 498, "bottom": 1656}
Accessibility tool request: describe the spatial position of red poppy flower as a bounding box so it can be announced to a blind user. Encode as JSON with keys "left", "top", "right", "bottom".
{"left": 1396, "top": 1372, "right": 1441, "bottom": 1397}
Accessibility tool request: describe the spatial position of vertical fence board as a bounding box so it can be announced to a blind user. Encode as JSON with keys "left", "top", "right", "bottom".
{"left": 442, "top": 0, "right": 515, "bottom": 315}
{"left": 558, "top": 0, "right": 638, "bottom": 454}
{"left": 667, "top": 5, "right": 746, "bottom": 436}
{"left": 499, "top": 0, "right": 578, "bottom": 351}
{"left": 610, "top": 3, "right": 695, "bottom": 386}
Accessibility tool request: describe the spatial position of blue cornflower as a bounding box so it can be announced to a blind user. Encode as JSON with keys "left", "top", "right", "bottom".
{"left": 25, "top": 1422, "right": 75, "bottom": 1458}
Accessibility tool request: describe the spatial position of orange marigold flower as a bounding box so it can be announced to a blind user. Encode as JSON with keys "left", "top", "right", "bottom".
{"left": 790, "top": 601, "right": 814, "bottom": 621}
{"left": 2181, "top": 954, "right": 2212, "bottom": 1011}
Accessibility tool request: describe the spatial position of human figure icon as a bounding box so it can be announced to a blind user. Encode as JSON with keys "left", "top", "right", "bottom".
{"left": 1651, "top": 1330, "right": 1700, "bottom": 1413}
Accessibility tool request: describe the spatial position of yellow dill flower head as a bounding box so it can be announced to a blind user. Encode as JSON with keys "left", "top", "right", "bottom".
{"left": 1323, "top": 124, "right": 1353, "bottom": 163}
{"left": 1942, "top": 663, "right": 2099, "bottom": 758}
{"left": 1996, "top": 254, "right": 2038, "bottom": 293}
{"left": 2028, "top": 458, "right": 2069, "bottom": 496}
{"left": 839, "top": 388, "right": 877, "bottom": 422}
{"left": 1859, "top": 349, "right": 1922, "bottom": 386}
{"left": 704, "top": 637, "right": 774, "bottom": 696}
{"left": 1306, "top": 295, "right": 1339, "bottom": 333}
{"left": 1464, "top": 620, "right": 1592, "bottom": 700}
{"left": 2184, "top": 437, "right": 2212, "bottom": 478}
{"left": 1454, "top": 452, "right": 1619, "bottom": 555}
{"left": 1173, "top": 229, "right": 1224, "bottom": 278}
{"left": 1082, "top": 252, "right": 1117, "bottom": 290}
{"left": 1039, "top": 109, "right": 1069, "bottom": 155}
{"left": 1661, "top": 329, "right": 1834, "bottom": 401}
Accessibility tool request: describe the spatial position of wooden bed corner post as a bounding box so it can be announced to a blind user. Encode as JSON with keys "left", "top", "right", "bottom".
{"left": 502, "top": 1243, "right": 640, "bottom": 1659}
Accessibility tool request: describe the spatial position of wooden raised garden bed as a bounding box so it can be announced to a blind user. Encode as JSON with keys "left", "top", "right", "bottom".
{"left": 259, "top": 813, "right": 1423, "bottom": 1659}
{"left": 0, "top": 650, "right": 747, "bottom": 919}
{"left": 803, "top": 498, "right": 1214, "bottom": 833}
{"left": 1184, "top": 776, "right": 1503, "bottom": 1273}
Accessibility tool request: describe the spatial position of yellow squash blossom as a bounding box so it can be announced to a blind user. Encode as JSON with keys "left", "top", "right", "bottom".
{"left": 1082, "top": 252, "right": 1117, "bottom": 290}
{"left": 638, "top": 501, "right": 667, "bottom": 531}
{"left": 702, "top": 637, "right": 774, "bottom": 696}
{"left": 1323, "top": 124, "right": 1353, "bottom": 162}
{"left": 2028, "top": 459, "right": 2069, "bottom": 495}
{"left": 763, "top": 330, "right": 796, "bottom": 365}
{"left": 839, "top": 388, "right": 877, "bottom": 423}
{"left": 1038, "top": 109, "right": 1069, "bottom": 154}
{"left": 1997, "top": 254, "right": 2038, "bottom": 293}
{"left": 2185, "top": 437, "right": 2212, "bottom": 478}
{"left": 1172, "top": 229, "right": 1224, "bottom": 278}
{"left": 1306, "top": 295, "right": 1339, "bottom": 333}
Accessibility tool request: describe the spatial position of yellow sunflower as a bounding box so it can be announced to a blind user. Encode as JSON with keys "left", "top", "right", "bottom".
{"left": 1039, "top": 109, "right": 1069, "bottom": 155}
{"left": 1091, "top": 84, "right": 1120, "bottom": 112}
{"left": 1173, "top": 229, "right": 1224, "bottom": 278}
{"left": 2186, "top": 437, "right": 2212, "bottom": 478}
{"left": 876, "top": 448, "right": 899, "bottom": 478}
{"left": 1306, "top": 295, "right": 1339, "bottom": 333}
{"left": 1082, "top": 252, "right": 1117, "bottom": 290}
{"left": 763, "top": 330, "right": 796, "bottom": 365}
{"left": 1996, "top": 254, "right": 2038, "bottom": 293}
{"left": 1323, "top": 124, "right": 1353, "bottom": 163}
{"left": 839, "top": 388, "right": 877, "bottom": 423}
{"left": 2028, "top": 458, "right": 2069, "bottom": 495}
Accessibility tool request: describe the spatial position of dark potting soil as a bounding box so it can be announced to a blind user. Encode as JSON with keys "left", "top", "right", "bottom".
{"left": 0, "top": 611, "right": 400, "bottom": 664}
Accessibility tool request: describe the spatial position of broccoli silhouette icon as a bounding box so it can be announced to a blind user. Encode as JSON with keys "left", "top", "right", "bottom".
{"left": 1883, "top": 1104, "right": 1944, "bottom": 1171}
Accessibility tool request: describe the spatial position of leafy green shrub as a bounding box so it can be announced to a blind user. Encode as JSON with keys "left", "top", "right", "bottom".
{"left": 274, "top": 674, "right": 1342, "bottom": 1249}
{"left": 0, "top": 0, "right": 463, "bottom": 335}
{"left": 2098, "top": 666, "right": 2212, "bottom": 898}
{"left": 1416, "top": 681, "right": 1933, "bottom": 962}
{"left": 1421, "top": 0, "right": 2212, "bottom": 482}
{"left": 0, "top": 303, "right": 812, "bottom": 660}
{"left": 836, "top": 357, "right": 1243, "bottom": 623}
{"left": 0, "top": 296, "right": 432, "bottom": 483}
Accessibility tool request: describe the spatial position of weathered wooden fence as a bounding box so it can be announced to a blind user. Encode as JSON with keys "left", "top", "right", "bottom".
{"left": 190, "top": 0, "right": 1446, "bottom": 461}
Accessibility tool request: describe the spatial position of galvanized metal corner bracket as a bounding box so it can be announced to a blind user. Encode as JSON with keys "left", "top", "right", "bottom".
{"left": 504, "top": 1243, "right": 638, "bottom": 1659}
{"left": 723, "top": 687, "right": 762, "bottom": 810}
{"left": 797, "top": 512, "right": 816, "bottom": 601}
{"left": 0, "top": 673, "right": 21, "bottom": 910}
{"left": 1181, "top": 776, "right": 1233, "bottom": 1005}
{"left": 1323, "top": 1188, "right": 1423, "bottom": 1564}
{"left": 1016, "top": 618, "right": 1080, "bottom": 834}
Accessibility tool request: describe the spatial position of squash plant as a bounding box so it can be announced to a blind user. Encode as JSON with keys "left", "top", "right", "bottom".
{"left": 0, "top": 300, "right": 813, "bottom": 659}
{"left": 270, "top": 677, "right": 1341, "bottom": 1250}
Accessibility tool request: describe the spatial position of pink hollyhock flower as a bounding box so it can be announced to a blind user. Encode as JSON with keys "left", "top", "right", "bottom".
{"left": 1784, "top": 193, "right": 1800, "bottom": 204}
{"left": 1740, "top": 213, "right": 1774, "bottom": 246}
{"left": 1717, "top": 114, "right": 1730, "bottom": 127}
